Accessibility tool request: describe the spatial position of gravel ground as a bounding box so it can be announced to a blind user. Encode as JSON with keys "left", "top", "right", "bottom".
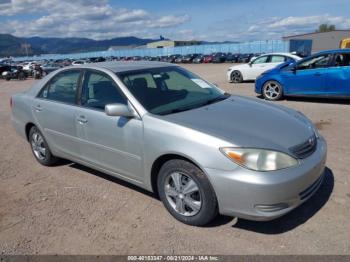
{"left": 0, "top": 63, "right": 349, "bottom": 255}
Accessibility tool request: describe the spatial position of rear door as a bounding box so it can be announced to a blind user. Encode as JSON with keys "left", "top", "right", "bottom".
{"left": 33, "top": 69, "right": 82, "bottom": 157}
{"left": 282, "top": 53, "right": 331, "bottom": 95}
{"left": 75, "top": 69, "right": 144, "bottom": 182}
{"left": 325, "top": 53, "right": 350, "bottom": 96}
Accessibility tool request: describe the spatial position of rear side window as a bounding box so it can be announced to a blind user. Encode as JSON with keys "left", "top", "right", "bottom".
{"left": 39, "top": 70, "right": 80, "bottom": 104}
{"left": 270, "top": 55, "right": 286, "bottom": 63}
{"left": 333, "top": 53, "right": 350, "bottom": 67}
{"left": 81, "top": 71, "right": 126, "bottom": 110}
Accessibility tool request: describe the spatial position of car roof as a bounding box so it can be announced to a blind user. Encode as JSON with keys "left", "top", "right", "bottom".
{"left": 259, "top": 52, "right": 299, "bottom": 57}
{"left": 316, "top": 49, "right": 350, "bottom": 55}
{"left": 77, "top": 61, "right": 175, "bottom": 73}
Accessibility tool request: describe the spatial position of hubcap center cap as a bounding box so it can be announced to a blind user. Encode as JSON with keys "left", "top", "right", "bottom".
{"left": 178, "top": 193, "right": 184, "bottom": 199}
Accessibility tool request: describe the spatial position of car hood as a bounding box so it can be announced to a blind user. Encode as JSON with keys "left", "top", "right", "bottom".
{"left": 229, "top": 64, "right": 250, "bottom": 70}
{"left": 161, "top": 96, "right": 314, "bottom": 153}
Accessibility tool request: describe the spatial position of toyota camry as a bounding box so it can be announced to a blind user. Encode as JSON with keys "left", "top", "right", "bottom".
{"left": 11, "top": 61, "right": 327, "bottom": 226}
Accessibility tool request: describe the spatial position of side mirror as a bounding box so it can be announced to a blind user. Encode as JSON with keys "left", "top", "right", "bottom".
{"left": 291, "top": 65, "right": 297, "bottom": 73}
{"left": 105, "top": 103, "right": 136, "bottom": 118}
{"left": 248, "top": 62, "right": 253, "bottom": 67}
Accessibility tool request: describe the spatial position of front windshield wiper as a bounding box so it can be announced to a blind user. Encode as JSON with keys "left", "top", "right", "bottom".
{"left": 159, "top": 93, "right": 230, "bottom": 115}
{"left": 203, "top": 93, "right": 230, "bottom": 105}
{"left": 159, "top": 105, "right": 198, "bottom": 115}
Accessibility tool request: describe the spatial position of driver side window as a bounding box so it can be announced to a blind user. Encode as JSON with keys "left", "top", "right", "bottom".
{"left": 297, "top": 54, "right": 331, "bottom": 70}
{"left": 81, "top": 71, "right": 126, "bottom": 110}
{"left": 252, "top": 56, "right": 269, "bottom": 64}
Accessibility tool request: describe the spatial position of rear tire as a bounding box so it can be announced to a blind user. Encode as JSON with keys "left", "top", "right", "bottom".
{"left": 157, "top": 159, "right": 218, "bottom": 226}
{"left": 231, "top": 70, "right": 243, "bottom": 83}
{"left": 29, "top": 126, "right": 58, "bottom": 166}
{"left": 262, "top": 80, "right": 283, "bottom": 101}
{"left": 18, "top": 72, "right": 26, "bottom": 80}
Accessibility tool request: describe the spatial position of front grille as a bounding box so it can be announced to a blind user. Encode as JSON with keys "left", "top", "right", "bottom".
{"left": 299, "top": 172, "right": 324, "bottom": 201}
{"left": 290, "top": 135, "right": 317, "bottom": 159}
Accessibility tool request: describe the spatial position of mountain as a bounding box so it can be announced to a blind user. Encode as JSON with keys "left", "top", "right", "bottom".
{"left": 0, "top": 34, "right": 158, "bottom": 57}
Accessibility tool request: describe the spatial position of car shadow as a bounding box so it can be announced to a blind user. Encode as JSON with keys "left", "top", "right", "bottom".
{"left": 53, "top": 160, "right": 333, "bottom": 230}
{"left": 232, "top": 167, "right": 334, "bottom": 234}
{"left": 285, "top": 96, "right": 350, "bottom": 105}
{"left": 256, "top": 95, "right": 350, "bottom": 105}
{"left": 59, "top": 161, "right": 157, "bottom": 199}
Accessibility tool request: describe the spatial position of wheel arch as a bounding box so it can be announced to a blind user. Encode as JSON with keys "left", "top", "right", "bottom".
{"left": 150, "top": 153, "right": 209, "bottom": 198}
{"left": 25, "top": 122, "right": 36, "bottom": 141}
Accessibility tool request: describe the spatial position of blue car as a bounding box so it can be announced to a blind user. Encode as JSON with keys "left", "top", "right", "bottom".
{"left": 255, "top": 49, "right": 350, "bottom": 100}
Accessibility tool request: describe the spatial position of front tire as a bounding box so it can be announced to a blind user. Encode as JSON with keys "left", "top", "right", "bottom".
{"left": 157, "top": 159, "right": 218, "bottom": 226}
{"left": 262, "top": 80, "right": 283, "bottom": 101}
{"left": 231, "top": 70, "right": 243, "bottom": 83}
{"left": 29, "top": 126, "right": 58, "bottom": 166}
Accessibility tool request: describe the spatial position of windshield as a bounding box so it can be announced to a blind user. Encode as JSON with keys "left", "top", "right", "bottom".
{"left": 118, "top": 66, "right": 228, "bottom": 115}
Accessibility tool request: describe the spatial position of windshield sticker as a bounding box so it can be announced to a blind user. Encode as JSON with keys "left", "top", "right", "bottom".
{"left": 191, "top": 78, "right": 212, "bottom": 88}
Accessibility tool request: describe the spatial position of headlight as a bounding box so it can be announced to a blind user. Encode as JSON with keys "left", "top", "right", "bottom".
{"left": 312, "top": 126, "right": 320, "bottom": 139}
{"left": 220, "top": 148, "right": 298, "bottom": 171}
{"left": 227, "top": 68, "right": 233, "bottom": 72}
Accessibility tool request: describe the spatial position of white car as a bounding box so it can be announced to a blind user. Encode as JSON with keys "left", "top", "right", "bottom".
{"left": 227, "top": 53, "right": 301, "bottom": 83}
{"left": 72, "top": 60, "right": 86, "bottom": 66}
{"left": 21, "top": 62, "right": 35, "bottom": 71}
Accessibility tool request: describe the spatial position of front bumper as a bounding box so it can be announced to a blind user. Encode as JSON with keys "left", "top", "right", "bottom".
{"left": 205, "top": 136, "right": 327, "bottom": 221}
{"left": 226, "top": 70, "right": 233, "bottom": 82}
{"left": 255, "top": 75, "right": 264, "bottom": 94}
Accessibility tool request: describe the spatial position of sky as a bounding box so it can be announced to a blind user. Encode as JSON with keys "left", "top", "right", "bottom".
{"left": 0, "top": 0, "right": 350, "bottom": 41}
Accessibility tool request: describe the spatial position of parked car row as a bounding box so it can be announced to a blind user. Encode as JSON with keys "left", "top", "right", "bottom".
{"left": 1, "top": 52, "right": 263, "bottom": 77}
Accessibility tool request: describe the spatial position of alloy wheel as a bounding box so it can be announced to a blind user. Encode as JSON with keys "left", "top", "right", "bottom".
{"left": 231, "top": 71, "right": 242, "bottom": 83}
{"left": 264, "top": 81, "right": 282, "bottom": 100}
{"left": 164, "top": 172, "right": 202, "bottom": 216}
{"left": 31, "top": 132, "right": 46, "bottom": 160}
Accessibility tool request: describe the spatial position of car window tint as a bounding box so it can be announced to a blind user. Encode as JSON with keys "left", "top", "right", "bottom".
{"left": 297, "top": 54, "right": 331, "bottom": 70}
{"left": 119, "top": 67, "right": 221, "bottom": 115}
{"left": 285, "top": 56, "right": 296, "bottom": 63}
{"left": 122, "top": 73, "right": 157, "bottom": 89}
{"left": 270, "top": 55, "right": 285, "bottom": 63}
{"left": 164, "top": 71, "right": 210, "bottom": 93}
{"left": 252, "top": 56, "right": 268, "bottom": 64}
{"left": 333, "top": 53, "right": 350, "bottom": 67}
{"left": 39, "top": 70, "right": 80, "bottom": 104}
{"left": 81, "top": 71, "right": 126, "bottom": 110}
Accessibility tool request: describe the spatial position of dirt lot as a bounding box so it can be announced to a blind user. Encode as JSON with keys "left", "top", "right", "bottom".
{"left": 0, "top": 63, "right": 349, "bottom": 255}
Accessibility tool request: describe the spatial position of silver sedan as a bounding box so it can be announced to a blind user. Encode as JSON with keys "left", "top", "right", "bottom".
{"left": 11, "top": 61, "right": 327, "bottom": 226}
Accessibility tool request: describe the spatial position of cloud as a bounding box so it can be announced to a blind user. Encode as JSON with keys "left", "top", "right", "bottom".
{"left": 268, "top": 15, "right": 350, "bottom": 30}
{"left": 235, "top": 14, "right": 350, "bottom": 41}
{"left": 0, "top": 0, "right": 189, "bottom": 39}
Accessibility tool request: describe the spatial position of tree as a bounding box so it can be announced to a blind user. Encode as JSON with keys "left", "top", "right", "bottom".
{"left": 316, "top": 24, "right": 336, "bottom": 33}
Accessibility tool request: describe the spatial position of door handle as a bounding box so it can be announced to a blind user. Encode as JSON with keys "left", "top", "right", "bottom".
{"left": 314, "top": 73, "right": 322, "bottom": 76}
{"left": 34, "top": 105, "right": 43, "bottom": 112}
{"left": 77, "top": 115, "right": 88, "bottom": 124}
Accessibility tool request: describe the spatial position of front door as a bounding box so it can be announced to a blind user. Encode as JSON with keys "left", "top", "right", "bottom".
{"left": 248, "top": 55, "right": 270, "bottom": 79}
{"left": 325, "top": 53, "right": 350, "bottom": 96}
{"left": 282, "top": 53, "right": 331, "bottom": 95}
{"left": 75, "top": 70, "right": 144, "bottom": 182}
